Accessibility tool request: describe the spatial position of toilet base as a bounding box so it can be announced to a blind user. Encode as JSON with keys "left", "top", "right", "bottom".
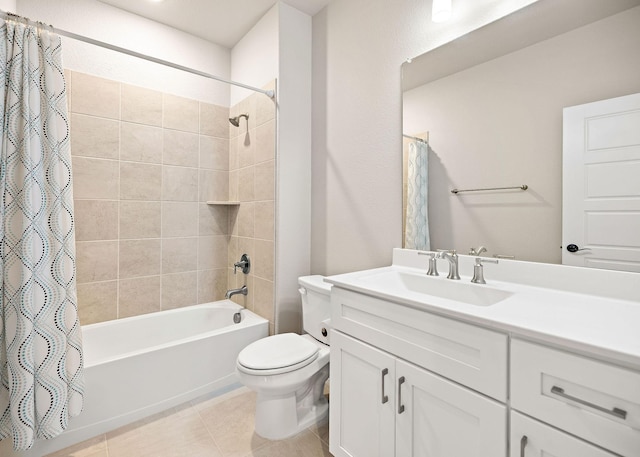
{"left": 255, "top": 395, "right": 328, "bottom": 440}
{"left": 253, "top": 365, "right": 330, "bottom": 440}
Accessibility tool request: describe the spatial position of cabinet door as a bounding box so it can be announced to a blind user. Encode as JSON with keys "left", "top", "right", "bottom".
{"left": 510, "top": 411, "right": 617, "bottom": 457}
{"left": 396, "top": 359, "right": 507, "bottom": 457}
{"left": 330, "top": 331, "right": 396, "bottom": 457}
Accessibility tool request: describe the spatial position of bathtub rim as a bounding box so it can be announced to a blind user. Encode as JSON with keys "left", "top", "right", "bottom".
{"left": 82, "top": 300, "right": 265, "bottom": 368}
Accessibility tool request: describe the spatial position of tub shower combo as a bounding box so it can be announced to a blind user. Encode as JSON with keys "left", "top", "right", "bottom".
{"left": 9, "top": 284, "right": 267, "bottom": 457}
{"left": 0, "top": 6, "right": 277, "bottom": 455}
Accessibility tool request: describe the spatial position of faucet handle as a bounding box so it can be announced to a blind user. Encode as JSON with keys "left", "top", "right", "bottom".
{"left": 233, "top": 254, "right": 251, "bottom": 275}
{"left": 475, "top": 257, "right": 498, "bottom": 265}
{"left": 417, "top": 251, "right": 439, "bottom": 276}
{"left": 426, "top": 253, "right": 439, "bottom": 276}
{"left": 471, "top": 257, "right": 498, "bottom": 284}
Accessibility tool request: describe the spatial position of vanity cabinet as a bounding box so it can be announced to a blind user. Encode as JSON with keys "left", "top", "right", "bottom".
{"left": 330, "top": 288, "right": 508, "bottom": 401}
{"left": 329, "top": 285, "right": 640, "bottom": 457}
{"left": 330, "top": 330, "right": 507, "bottom": 457}
{"left": 510, "top": 412, "right": 617, "bottom": 457}
{"left": 395, "top": 357, "right": 506, "bottom": 457}
{"left": 329, "top": 287, "right": 508, "bottom": 457}
{"left": 510, "top": 339, "right": 640, "bottom": 457}
{"left": 329, "top": 330, "right": 395, "bottom": 457}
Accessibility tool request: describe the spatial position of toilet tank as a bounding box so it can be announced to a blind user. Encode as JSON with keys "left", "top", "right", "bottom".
{"left": 298, "top": 275, "right": 332, "bottom": 345}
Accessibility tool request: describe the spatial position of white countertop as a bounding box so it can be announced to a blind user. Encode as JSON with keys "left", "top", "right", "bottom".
{"left": 326, "top": 250, "right": 640, "bottom": 370}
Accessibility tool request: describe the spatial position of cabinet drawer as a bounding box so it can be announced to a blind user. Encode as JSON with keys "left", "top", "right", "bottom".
{"left": 511, "top": 339, "right": 640, "bottom": 457}
{"left": 510, "top": 411, "right": 616, "bottom": 457}
{"left": 331, "top": 287, "right": 508, "bottom": 401}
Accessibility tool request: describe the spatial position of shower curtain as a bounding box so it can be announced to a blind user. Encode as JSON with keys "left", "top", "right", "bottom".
{"left": 405, "top": 140, "right": 430, "bottom": 251}
{"left": 0, "top": 17, "right": 84, "bottom": 451}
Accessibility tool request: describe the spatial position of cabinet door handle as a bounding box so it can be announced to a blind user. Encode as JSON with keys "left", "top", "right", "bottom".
{"left": 398, "top": 376, "right": 405, "bottom": 414}
{"left": 520, "top": 435, "right": 528, "bottom": 457}
{"left": 551, "top": 386, "right": 627, "bottom": 420}
{"left": 381, "top": 368, "right": 389, "bottom": 404}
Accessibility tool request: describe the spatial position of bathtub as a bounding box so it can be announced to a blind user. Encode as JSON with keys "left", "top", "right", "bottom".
{"left": 4, "top": 300, "right": 268, "bottom": 456}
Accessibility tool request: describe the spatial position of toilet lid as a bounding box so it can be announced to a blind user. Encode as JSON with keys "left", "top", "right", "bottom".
{"left": 238, "top": 333, "right": 319, "bottom": 371}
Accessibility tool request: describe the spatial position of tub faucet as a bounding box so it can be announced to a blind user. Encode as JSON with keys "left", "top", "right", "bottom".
{"left": 234, "top": 254, "right": 251, "bottom": 274}
{"left": 436, "top": 249, "right": 460, "bottom": 280}
{"left": 225, "top": 285, "right": 248, "bottom": 299}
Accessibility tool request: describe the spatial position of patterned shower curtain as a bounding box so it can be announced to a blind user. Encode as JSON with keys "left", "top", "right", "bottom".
{"left": 0, "top": 17, "right": 84, "bottom": 451}
{"left": 405, "top": 140, "right": 430, "bottom": 251}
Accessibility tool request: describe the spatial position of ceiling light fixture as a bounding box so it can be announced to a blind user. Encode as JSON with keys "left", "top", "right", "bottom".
{"left": 432, "top": 0, "right": 452, "bottom": 23}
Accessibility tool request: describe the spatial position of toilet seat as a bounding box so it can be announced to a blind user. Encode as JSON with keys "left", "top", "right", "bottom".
{"left": 237, "top": 333, "right": 320, "bottom": 376}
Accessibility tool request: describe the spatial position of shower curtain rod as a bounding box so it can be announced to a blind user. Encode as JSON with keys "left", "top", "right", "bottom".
{"left": 0, "top": 10, "right": 276, "bottom": 99}
{"left": 403, "top": 134, "right": 428, "bottom": 144}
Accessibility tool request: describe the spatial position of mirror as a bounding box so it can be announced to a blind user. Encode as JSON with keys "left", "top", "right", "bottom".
{"left": 402, "top": 0, "right": 640, "bottom": 268}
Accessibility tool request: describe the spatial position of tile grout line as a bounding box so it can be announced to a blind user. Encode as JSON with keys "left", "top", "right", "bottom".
{"left": 193, "top": 404, "right": 226, "bottom": 457}
{"left": 116, "top": 79, "right": 122, "bottom": 320}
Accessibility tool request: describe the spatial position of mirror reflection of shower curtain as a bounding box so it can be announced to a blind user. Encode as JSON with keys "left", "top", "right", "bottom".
{"left": 405, "top": 141, "right": 430, "bottom": 250}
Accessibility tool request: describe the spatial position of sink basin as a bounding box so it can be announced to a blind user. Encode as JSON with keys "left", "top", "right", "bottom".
{"left": 357, "top": 270, "right": 512, "bottom": 306}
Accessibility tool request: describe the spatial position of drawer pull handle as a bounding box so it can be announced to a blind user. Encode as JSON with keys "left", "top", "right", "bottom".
{"left": 520, "top": 435, "right": 528, "bottom": 457}
{"left": 398, "top": 376, "right": 405, "bottom": 414}
{"left": 381, "top": 368, "right": 389, "bottom": 404}
{"left": 551, "top": 386, "right": 627, "bottom": 420}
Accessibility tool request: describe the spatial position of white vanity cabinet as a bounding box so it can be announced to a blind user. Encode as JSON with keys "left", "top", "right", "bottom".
{"left": 329, "top": 288, "right": 508, "bottom": 457}
{"left": 327, "top": 251, "right": 640, "bottom": 457}
{"left": 330, "top": 331, "right": 507, "bottom": 457}
{"left": 510, "top": 412, "right": 617, "bottom": 457}
{"left": 511, "top": 339, "right": 640, "bottom": 457}
{"left": 329, "top": 330, "right": 396, "bottom": 457}
{"left": 329, "top": 284, "right": 640, "bottom": 457}
{"left": 395, "top": 357, "right": 506, "bottom": 457}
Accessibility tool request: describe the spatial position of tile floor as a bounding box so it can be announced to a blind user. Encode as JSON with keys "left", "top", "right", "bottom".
{"left": 46, "top": 387, "right": 332, "bottom": 457}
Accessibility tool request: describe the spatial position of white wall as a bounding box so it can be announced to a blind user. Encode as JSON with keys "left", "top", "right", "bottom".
{"left": 230, "top": 4, "right": 279, "bottom": 105}
{"left": 403, "top": 7, "right": 640, "bottom": 264}
{"left": 17, "top": 0, "right": 231, "bottom": 105}
{"left": 311, "top": 0, "right": 538, "bottom": 275}
{"left": 0, "top": 0, "right": 16, "bottom": 12}
{"left": 275, "top": 3, "right": 312, "bottom": 333}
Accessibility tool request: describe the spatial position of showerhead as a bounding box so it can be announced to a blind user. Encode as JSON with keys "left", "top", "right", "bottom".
{"left": 229, "top": 113, "right": 249, "bottom": 127}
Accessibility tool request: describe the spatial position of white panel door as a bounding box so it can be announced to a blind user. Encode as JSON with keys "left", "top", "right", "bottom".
{"left": 510, "top": 411, "right": 617, "bottom": 457}
{"left": 395, "top": 360, "right": 507, "bottom": 457}
{"left": 330, "top": 331, "right": 395, "bottom": 457}
{"left": 563, "top": 92, "right": 640, "bottom": 272}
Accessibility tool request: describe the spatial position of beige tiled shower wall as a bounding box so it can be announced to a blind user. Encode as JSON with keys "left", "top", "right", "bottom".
{"left": 227, "top": 82, "right": 277, "bottom": 332}
{"left": 68, "top": 70, "right": 239, "bottom": 325}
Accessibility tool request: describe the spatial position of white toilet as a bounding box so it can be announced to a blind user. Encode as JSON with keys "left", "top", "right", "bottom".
{"left": 236, "top": 275, "right": 332, "bottom": 440}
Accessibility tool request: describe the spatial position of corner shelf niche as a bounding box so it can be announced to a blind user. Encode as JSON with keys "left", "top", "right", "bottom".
{"left": 206, "top": 201, "right": 240, "bottom": 206}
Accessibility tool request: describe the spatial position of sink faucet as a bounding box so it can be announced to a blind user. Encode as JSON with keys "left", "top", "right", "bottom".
{"left": 436, "top": 250, "right": 460, "bottom": 280}
{"left": 468, "top": 246, "right": 487, "bottom": 256}
{"left": 225, "top": 285, "right": 248, "bottom": 299}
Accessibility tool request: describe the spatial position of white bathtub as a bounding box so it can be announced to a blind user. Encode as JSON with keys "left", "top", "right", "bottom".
{"left": 3, "top": 300, "right": 268, "bottom": 456}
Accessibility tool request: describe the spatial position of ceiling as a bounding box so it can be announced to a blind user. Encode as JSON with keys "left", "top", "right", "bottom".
{"left": 97, "top": 0, "right": 331, "bottom": 48}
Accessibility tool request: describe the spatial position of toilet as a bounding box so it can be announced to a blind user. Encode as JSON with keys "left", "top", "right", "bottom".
{"left": 236, "top": 275, "right": 332, "bottom": 440}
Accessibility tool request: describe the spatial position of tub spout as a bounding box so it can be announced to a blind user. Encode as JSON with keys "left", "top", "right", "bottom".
{"left": 225, "top": 285, "right": 248, "bottom": 299}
